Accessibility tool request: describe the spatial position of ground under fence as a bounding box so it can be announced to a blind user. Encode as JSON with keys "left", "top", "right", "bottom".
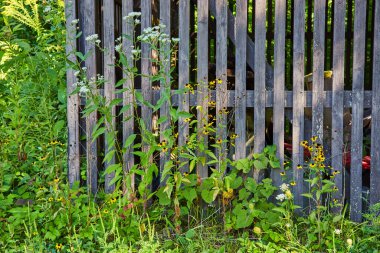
{"left": 65, "top": 0, "right": 380, "bottom": 222}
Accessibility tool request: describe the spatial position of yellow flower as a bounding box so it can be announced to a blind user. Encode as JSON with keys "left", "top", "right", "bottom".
{"left": 103, "top": 209, "right": 109, "bottom": 214}
{"left": 54, "top": 178, "right": 60, "bottom": 183}
{"left": 216, "top": 139, "right": 223, "bottom": 144}
{"left": 230, "top": 133, "right": 239, "bottom": 139}
{"left": 216, "top": 78, "right": 223, "bottom": 84}
{"left": 297, "top": 164, "right": 303, "bottom": 169}
{"left": 208, "top": 101, "right": 216, "bottom": 107}
{"left": 253, "top": 226, "right": 262, "bottom": 235}
{"left": 347, "top": 238, "right": 353, "bottom": 247}
{"left": 223, "top": 188, "right": 234, "bottom": 199}
{"left": 160, "top": 140, "right": 167, "bottom": 147}
{"left": 57, "top": 197, "right": 63, "bottom": 202}
{"left": 203, "top": 129, "right": 209, "bottom": 135}
{"left": 301, "top": 140, "right": 308, "bottom": 147}
{"left": 280, "top": 172, "right": 286, "bottom": 176}
{"left": 333, "top": 186, "right": 338, "bottom": 191}
{"left": 185, "top": 83, "right": 192, "bottom": 89}
{"left": 48, "top": 197, "right": 54, "bottom": 202}
{"left": 183, "top": 172, "right": 189, "bottom": 177}
{"left": 109, "top": 198, "right": 117, "bottom": 204}
{"left": 285, "top": 190, "right": 292, "bottom": 199}
{"left": 332, "top": 170, "right": 340, "bottom": 176}
{"left": 290, "top": 181, "right": 296, "bottom": 186}
{"left": 55, "top": 243, "right": 63, "bottom": 251}
{"left": 162, "top": 147, "right": 168, "bottom": 152}
{"left": 311, "top": 136, "right": 318, "bottom": 142}
{"left": 309, "top": 163, "right": 316, "bottom": 168}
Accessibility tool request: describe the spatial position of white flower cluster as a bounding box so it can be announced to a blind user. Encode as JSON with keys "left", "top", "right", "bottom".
{"left": 275, "top": 183, "right": 292, "bottom": 202}
{"left": 44, "top": 6, "right": 52, "bottom": 13}
{"left": 71, "top": 19, "right": 79, "bottom": 25}
{"left": 334, "top": 229, "right": 342, "bottom": 235}
{"left": 123, "top": 12, "right": 141, "bottom": 20}
{"left": 85, "top": 34, "right": 101, "bottom": 45}
{"left": 72, "top": 72, "right": 104, "bottom": 97}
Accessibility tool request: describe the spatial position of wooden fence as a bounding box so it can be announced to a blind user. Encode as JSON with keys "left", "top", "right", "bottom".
{"left": 65, "top": 0, "right": 380, "bottom": 222}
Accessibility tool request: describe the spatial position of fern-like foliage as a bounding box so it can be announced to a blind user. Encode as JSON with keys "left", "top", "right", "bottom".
{"left": 2, "top": 0, "right": 42, "bottom": 35}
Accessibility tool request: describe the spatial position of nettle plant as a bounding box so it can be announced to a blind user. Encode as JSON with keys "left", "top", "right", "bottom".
{"left": 69, "top": 12, "right": 284, "bottom": 232}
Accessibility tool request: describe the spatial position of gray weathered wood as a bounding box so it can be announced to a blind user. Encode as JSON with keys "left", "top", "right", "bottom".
{"left": 65, "top": 0, "right": 80, "bottom": 188}
{"left": 159, "top": 0, "right": 171, "bottom": 182}
{"left": 331, "top": 0, "right": 345, "bottom": 208}
{"left": 351, "top": 0, "right": 367, "bottom": 222}
{"left": 370, "top": 0, "right": 380, "bottom": 206}
{"left": 312, "top": 0, "right": 326, "bottom": 143}
{"left": 122, "top": 0, "right": 135, "bottom": 193}
{"left": 141, "top": 0, "right": 153, "bottom": 164}
{"left": 178, "top": 0, "right": 190, "bottom": 173}
{"left": 216, "top": 0, "right": 228, "bottom": 168}
{"left": 272, "top": 0, "right": 286, "bottom": 187}
{"left": 197, "top": 0, "right": 209, "bottom": 179}
{"left": 292, "top": 0, "right": 305, "bottom": 208}
{"left": 254, "top": 0, "right": 266, "bottom": 180}
{"left": 104, "top": 0, "right": 116, "bottom": 193}
{"left": 83, "top": 0, "right": 98, "bottom": 195}
{"left": 235, "top": 0, "right": 247, "bottom": 161}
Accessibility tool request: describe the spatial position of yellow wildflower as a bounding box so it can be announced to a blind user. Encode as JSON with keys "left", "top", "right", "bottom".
{"left": 55, "top": 243, "right": 63, "bottom": 251}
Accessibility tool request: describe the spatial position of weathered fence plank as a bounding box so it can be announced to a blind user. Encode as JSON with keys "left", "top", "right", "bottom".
{"left": 178, "top": 0, "right": 190, "bottom": 173}
{"left": 159, "top": 0, "right": 171, "bottom": 183}
{"left": 312, "top": 0, "right": 326, "bottom": 143}
{"left": 292, "top": 0, "right": 305, "bottom": 207}
{"left": 370, "top": 0, "right": 380, "bottom": 206}
{"left": 331, "top": 0, "right": 346, "bottom": 207}
{"left": 65, "top": 0, "right": 80, "bottom": 188}
{"left": 104, "top": 0, "right": 116, "bottom": 193}
{"left": 216, "top": 0, "right": 228, "bottom": 166}
{"left": 351, "top": 0, "right": 367, "bottom": 222}
{"left": 122, "top": 0, "right": 135, "bottom": 193}
{"left": 82, "top": 0, "right": 98, "bottom": 195}
{"left": 273, "top": 0, "right": 286, "bottom": 187}
{"left": 254, "top": 0, "right": 266, "bottom": 179}
{"left": 197, "top": 0, "right": 209, "bottom": 179}
{"left": 235, "top": 0, "right": 247, "bottom": 161}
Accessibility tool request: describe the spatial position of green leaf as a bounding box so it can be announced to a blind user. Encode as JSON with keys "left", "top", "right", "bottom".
{"left": 124, "top": 134, "right": 137, "bottom": 149}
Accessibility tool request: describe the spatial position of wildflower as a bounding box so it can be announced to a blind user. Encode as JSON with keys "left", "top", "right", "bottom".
{"left": 276, "top": 193, "right": 286, "bottom": 202}
{"left": 110, "top": 198, "right": 117, "bottom": 204}
{"left": 280, "top": 171, "right": 286, "bottom": 176}
{"left": 71, "top": 19, "right": 79, "bottom": 25}
{"left": 161, "top": 140, "right": 167, "bottom": 147}
{"left": 172, "top": 38, "right": 180, "bottom": 43}
{"left": 333, "top": 186, "right": 338, "bottom": 191}
{"left": 223, "top": 188, "right": 233, "bottom": 199}
{"left": 217, "top": 78, "right": 223, "bottom": 84}
{"left": 57, "top": 197, "right": 63, "bottom": 202}
{"left": 74, "top": 70, "right": 80, "bottom": 76}
{"left": 183, "top": 172, "right": 189, "bottom": 177}
{"left": 285, "top": 223, "right": 291, "bottom": 228}
{"left": 311, "top": 136, "right": 318, "bottom": 142}
{"left": 54, "top": 178, "right": 60, "bottom": 183}
{"left": 131, "top": 49, "right": 141, "bottom": 55}
{"left": 334, "top": 229, "right": 341, "bottom": 235}
{"left": 216, "top": 139, "right": 223, "bottom": 144}
{"left": 103, "top": 209, "right": 109, "bottom": 214}
{"left": 208, "top": 101, "right": 216, "bottom": 107}
{"left": 44, "top": 6, "right": 51, "bottom": 13}
{"left": 332, "top": 170, "right": 340, "bottom": 176}
{"left": 55, "top": 243, "right": 63, "bottom": 251}
{"left": 347, "top": 238, "right": 353, "bottom": 246}
{"left": 115, "top": 44, "right": 122, "bottom": 52}
{"left": 85, "top": 34, "right": 99, "bottom": 42}
{"left": 297, "top": 164, "right": 303, "bottom": 169}
{"left": 135, "top": 19, "right": 141, "bottom": 25}
{"left": 309, "top": 163, "right": 316, "bottom": 168}
{"left": 253, "top": 226, "right": 262, "bottom": 235}
{"left": 290, "top": 181, "right": 296, "bottom": 186}
{"left": 285, "top": 190, "right": 292, "bottom": 199}
{"left": 79, "top": 86, "right": 90, "bottom": 96}
{"left": 280, "top": 183, "right": 289, "bottom": 192}
{"left": 301, "top": 140, "right": 308, "bottom": 146}
{"left": 230, "top": 133, "right": 238, "bottom": 139}
{"left": 162, "top": 147, "right": 168, "bottom": 152}
{"left": 203, "top": 129, "right": 209, "bottom": 135}
{"left": 48, "top": 197, "right": 54, "bottom": 202}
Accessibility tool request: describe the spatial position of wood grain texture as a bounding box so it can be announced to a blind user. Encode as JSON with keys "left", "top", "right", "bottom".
{"left": 65, "top": 0, "right": 80, "bottom": 188}
{"left": 215, "top": 0, "right": 228, "bottom": 168}
{"left": 254, "top": 0, "right": 266, "bottom": 180}
{"left": 122, "top": 0, "right": 135, "bottom": 193}
{"left": 292, "top": 0, "right": 305, "bottom": 209}
{"left": 312, "top": 0, "right": 326, "bottom": 143}
{"left": 235, "top": 0, "right": 247, "bottom": 161}
{"left": 197, "top": 0, "right": 209, "bottom": 179}
{"left": 104, "top": 0, "right": 116, "bottom": 193}
{"left": 273, "top": 0, "right": 286, "bottom": 187}
{"left": 331, "top": 0, "right": 345, "bottom": 208}
{"left": 351, "top": 0, "right": 366, "bottom": 222}
{"left": 159, "top": 0, "right": 171, "bottom": 183}
{"left": 370, "top": 0, "right": 380, "bottom": 206}
{"left": 83, "top": 0, "right": 98, "bottom": 195}
{"left": 178, "top": 0, "right": 190, "bottom": 173}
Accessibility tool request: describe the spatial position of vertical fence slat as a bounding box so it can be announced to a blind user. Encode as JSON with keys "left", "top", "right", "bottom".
{"left": 235, "top": 0, "right": 247, "bottom": 161}
{"left": 331, "top": 0, "right": 345, "bottom": 206}
{"left": 178, "top": 0, "right": 190, "bottom": 173}
{"left": 122, "top": 0, "right": 135, "bottom": 193}
{"left": 197, "top": 0, "right": 209, "bottom": 179}
{"left": 273, "top": 0, "right": 286, "bottom": 186}
{"left": 292, "top": 0, "right": 305, "bottom": 208}
{"left": 370, "top": 0, "right": 380, "bottom": 206}
{"left": 351, "top": 0, "right": 367, "bottom": 222}
{"left": 104, "top": 0, "right": 116, "bottom": 193}
{"left": 66, "top": 0, "right": 80, "bottom": 187}
{"left": 159, "top": 0, "right": 171, "bottom": 182}
{"left": 141, "top": 0, "right": 153, "bottom": 176}
{"left": 312, "top": 0, "right": 326, "bottom": 143}
{"left": 216, "top": 0, "right": 228, "bottom": 166}
{"left": 254, "top": 0, "right": 266, "bottom": 179}
{"left": 83, "top": 0, "right": 98, "bottom": 195}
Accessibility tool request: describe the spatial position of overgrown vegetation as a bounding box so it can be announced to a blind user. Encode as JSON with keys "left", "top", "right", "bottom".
{"left": 1, "top": 1, "right": 380, "bottom": 252}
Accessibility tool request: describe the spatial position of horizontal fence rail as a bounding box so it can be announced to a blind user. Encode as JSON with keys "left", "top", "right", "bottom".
{"left": 66, "top": 0, "right": 380, "bottom": 222}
